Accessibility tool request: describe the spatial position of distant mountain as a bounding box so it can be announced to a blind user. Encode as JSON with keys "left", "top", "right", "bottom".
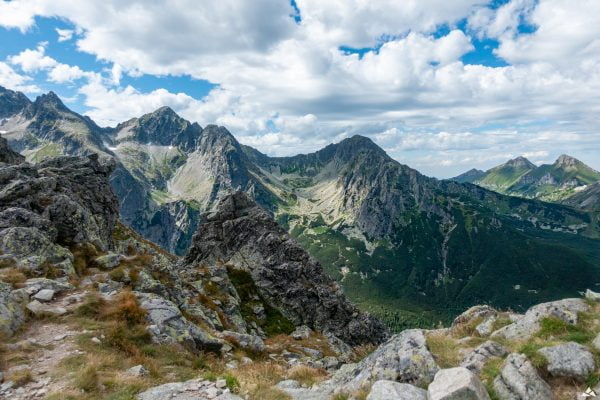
{"left": 451, "top": 168, "right": 485, "bottom": 183}
{"left": 563, "top": 181, "right": 600, "bottom": 211}
{"left": 453, "top": 155, "right": 600, "bottom": 203}
{"left": 2, "top": 85, "right": 600, "bottom": 328}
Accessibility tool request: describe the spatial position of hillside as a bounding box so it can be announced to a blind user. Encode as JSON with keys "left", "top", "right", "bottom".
{"left": 2, "top": 86, "right": 600, "bottom": 328}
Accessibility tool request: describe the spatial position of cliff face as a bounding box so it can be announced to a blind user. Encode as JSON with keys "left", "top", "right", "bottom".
{"left": 183, "top": 191, "right": 388, "bottom": 346}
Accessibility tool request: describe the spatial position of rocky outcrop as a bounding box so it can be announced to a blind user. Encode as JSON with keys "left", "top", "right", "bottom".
{"left": 0, "top": 137, "right": 24, "bottom": 164}
{"left": 136, "top": 378, "right": 242, "bottom": 400}
{"left": 539, "top": 342, "right": 595, "bottom": 381}
{"left": 461, "top": 341, "right": 508, "bottom": 373}
{"left": 182, "top": 191, "right": 388, "bottom": 346}
{"left": 491, "top": 298, "right": 588, "bottom": 340}
{"left": 325, "top": 329, "right": 438, "bottom": 393}
{"left": 493, "top": 353, "right": 553, "bottom": 400}
{"left": 0, "top": 282, "right": 28, "bottom": 335}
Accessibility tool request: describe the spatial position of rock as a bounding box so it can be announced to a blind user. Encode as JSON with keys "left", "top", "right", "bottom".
{"left": 593, "top": 332, "right": 600, "bottom": 351}
{"left": 539, "top": 342, "right": 595, "bottom": 381}
{"left": 94, "top": 253, "right": 123, "bottom": 270}
{"left": 220, "top": 331, "right": 265, "bottom": 353}
{"left": 275, "top": 379, "right": 331, "bottom": 400}
{"left": 135, "top": 292, "right": 222, "bottom": 353}
{"left": 492, "top": 298, "right": 588, "bottom": 340}
{"left": 301, "top": 347, "right": 323, "bottom": 359}
{"left": 126, "top": 365, "right": 149, "bottom": 377}
{"left": 137, "top": 378, "right": 243, "bottom": 400}
{"left": 0, "top": 371, "right": 3, "bottom": 383}
{"left": 215, "top": 379, "right": 227, "bottom": 389}
{"left": 98, "top": 280, "right": 123, "bottom": 295}
{"left": 91, "top": 337, "right": 101, "bottom": 344}
{"left": 0, "top": 136, "right": 24, "bottom": 164}
{"left": 461, "top": 341, "right": 508, "bottom": 373}
{"left": 182, "top": 192, "right": 389, "bottom": 346}
{"left": 475, "top": 316, "right": 496, "bottom": 337}
{"left": 320, "top": 356, "right": 340, "bottom": 370}
{"left": 585, "top": 289, "right": 600, "bottom": 301}
{"left": 366, "top": 380, "right": 427, "bottom": 400}
{"left": 291, "top": 325, "right": 312, "bottom": 340}
{"left": 0, "top": 281, "right": 28, "bottom": 336}
{"left": 325, "top": 331, "right": 353, "bottom": 360}
{"left": 26, "top": 300, "right": 66, "bottom": 316}
{"left": 33, "top": 289, "right": 55, "bottom": 302}
{"left": 24, "top": 278, "right": 73, "bottom": 295}
{"left": 325, "top": 329, "right": 439, "bottom": 393}
{"left": 493, "top": 353, "right": 552, "bottom": 400}
{"left": 452, "top": 305, "right": 497, "bottom": 328}
{"left": 428, "top": 367, "right": 490, "bottom": 400}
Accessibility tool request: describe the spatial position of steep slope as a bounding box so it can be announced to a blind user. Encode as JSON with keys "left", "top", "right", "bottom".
{"left": 563, "top": 181, "right": 600, "bottom": 211}
{"left": 475, "top": 156, "right": 537, "bottom": 192}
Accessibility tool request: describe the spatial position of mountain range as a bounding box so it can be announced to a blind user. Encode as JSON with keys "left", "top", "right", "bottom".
{"left": 453, "top": 154, "right": 600, "bottom": 203}
{"left": 2, "top": 85, "right": 600, "bottom": 327}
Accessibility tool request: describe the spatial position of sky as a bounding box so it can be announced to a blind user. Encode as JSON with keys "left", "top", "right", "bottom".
{"left": 1, "top": 0, "right": 600, "bottom": 178}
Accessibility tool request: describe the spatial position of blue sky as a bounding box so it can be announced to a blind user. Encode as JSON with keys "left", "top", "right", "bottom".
{"left": 1, "top": 0, "right": 599, "bottom": 177}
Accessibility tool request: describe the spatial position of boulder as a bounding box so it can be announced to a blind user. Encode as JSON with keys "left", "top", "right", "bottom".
{"left": 585, "top": 289, "right": 600, "bottom": 301}
{"left": 94, "top": 253, "right": 123, "bottom": 270}
{"left": 33, "top": 289, "right": 55, "bottom": 302}
{"left": 275, "top": 380, "right": 331, "bottom": 400}
{"left": 135, "top": 292, "right": 222, "bottom": 353}
{"left": 24, "top": 278, "right": 72, "bottom": 295}
{"left": 291, "top": 325, "right": 312, "bottom": 340}
{"left": 492, "top": 298, "right": 588, "bottom": 340}
{"left": 324, "top": 329, "right": 439, "bottom": 393}
{"left": 475, "top": 316, "right": 496, "bottom": 337}
{"left": 461, "top": 341, "right": 508, "bottom": 373}
{"left": 220, "top": 331, "right": 266, "bottom": 353}
{"left": 26, "top": 300, "right": 66, "bottom": 316}
{"left": 592, "top": 332, "right": 600, "bottom": 351}
{"left": 493, "top": 353, "right": 552, "bottom": 400}
{"left": 0, "top": 282, "right": 28, "bottom": 336}
{"left": 366, "top": 380, "right": 427, "bottom": 400}
{"left": 126, "top": 365, "right": 149, "bottom": 377}
{"left": 538, "top": 342, "right": 595, "bottom": 381}
{"left": 137, "top": 378, "right": 243, "bottom": 400}
{"left": 428, "top": 367, "right": 490, "bottom": 400}
{"left": 452, "top": 305, "right": 497, "bottom": 328}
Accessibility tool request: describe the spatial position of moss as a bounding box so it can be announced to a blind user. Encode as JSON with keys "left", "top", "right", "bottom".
{"left": 537, "top": 316, "right": 593, "bottom": 343}
{"left": 518, "top": 342, "right": 548, "bottom": 369}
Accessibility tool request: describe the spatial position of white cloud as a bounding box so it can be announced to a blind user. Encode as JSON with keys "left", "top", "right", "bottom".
{"left": 0, "top": 0, "right": 599, "bottom": 176}
{"left": 0, "top": 62, "right": 40, "bottom": 93}
{"left": 55, "top": 28, "right": 74, "bottom": 42}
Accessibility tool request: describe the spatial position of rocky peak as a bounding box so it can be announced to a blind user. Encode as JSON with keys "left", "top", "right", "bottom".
{"left": 183, "top": 191, "right": 389, "bottom": 346}
{"left": 554, "top": 154, "right": 582, "bottom": 169}
{"left": 0, "top": 85, "right": 31, "bottom": 119}
{"left": 31, "top": 91, "right": 69, "bottom": 113}
{"left": 504, "top": 156, "right": 535, "bottom": 169}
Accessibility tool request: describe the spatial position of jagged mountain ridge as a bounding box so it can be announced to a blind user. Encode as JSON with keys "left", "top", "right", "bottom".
{"left": 454, "top": 154, "right": 600, "bottom": 202}
{"left": 2, "top": 86, "right": 600, "bottom": 326}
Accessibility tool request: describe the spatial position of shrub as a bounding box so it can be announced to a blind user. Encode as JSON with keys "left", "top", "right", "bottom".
{"left": 75, "top": 366, "right": 99, "bottom": 392}
{"left": 103, "top": 290, "right": 147, "bottom": 326}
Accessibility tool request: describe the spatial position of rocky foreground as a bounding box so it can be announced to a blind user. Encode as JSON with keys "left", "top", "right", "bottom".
{"left": 2, "top": 136, "right": 600, "bottom": 400}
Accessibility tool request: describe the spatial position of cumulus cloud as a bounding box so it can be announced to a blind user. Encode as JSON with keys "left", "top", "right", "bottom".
{"left": 0, "top": 62, "right": 40, "bottom": 93}
{"left": 0, "top": 0, "right": 599, "bottom": 176}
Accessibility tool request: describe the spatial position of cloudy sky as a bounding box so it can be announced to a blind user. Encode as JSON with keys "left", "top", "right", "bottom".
{"left": 1, "top": 0, "right": 599, "bottom": 178}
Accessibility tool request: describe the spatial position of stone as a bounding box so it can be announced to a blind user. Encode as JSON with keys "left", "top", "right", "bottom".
{"left": 24, "top": 278, "right": 72, "bottom": 295}
{"left": 493, "top": 353, "right": 552, "bottom": 400}
{"left": 137, "top": 378, "right": 243, "bottom": 400}
{"left": 26, "top": 300, "right": 66, "bottom": 316}
{"left": 0, "top": 281, "right": 28, "bottom": 336}
{"left": 215, "top": 379, "right": 227, "bottom": 389}
{"left": 475, "top": 316, "right": 496, "bottom": 337}
{"left": 291, "top": 325, "right": 312, "bottom": 340}
{"left": 220, "top": 331, "right": 265, "bottom": 353}
{"left": 135, "top": 292, "right": 222, "bottom": 353}
{"left": 585, "top": 289, "right": 600, "bottom": 301}
{"left": 452, "top": 305, "right": 497, "bottom": 328}
{"left": 33, "top": 289, "right": 55, "bottom": 302}
{"left": 593, "top": 332, "right": 600, "bottom": 351}
{"left": 91, "top": 337, "right": 101, "bottom": 344}
{"left": 538, "top": 342, "right": 595, "bottom": 381}
{"left": 126, "top": 365, "right": 149, "bottom": 377}
{"left": 366, "top": 380, "right": 427, "bottom": 400}
{"left": 461, "top": 341, "right": 508, "bottom": 373}
{"left": 94, "top": 253, "right": 123, "bottom": 270}
{"left": 324, "top": 329, "right": 439, "bottom": 393}
{"left": 301, "top": 347, "right": 323, "bottom": 359}
{"left": 428, "top": 367, "right": 490, "bottom": 400}
{"left": 492, "top": 298, "right": 588, "bottom": 340}
{"left": 0, "top": 371, "right": 3, "bottom": 383}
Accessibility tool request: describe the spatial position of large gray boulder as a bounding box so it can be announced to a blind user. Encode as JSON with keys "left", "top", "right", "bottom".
{"left": 493, "top": 353, "right": 552, "bottom": 400}
{"left": 0, "top": 282, "right": 28, "bottom": 336}
{"left": 452, "top": 305, "right": 497, "bottom": 328}
{"left": 135, "top": 292, "right": 222, "bottom": 353}
{"left": 182, "top": 191, "right": 388, "bottom": 347}
{"left": 492, "top": 298, "right": 588, "bottom": 341}
{"left": 538, "top": 342, "right": 595, "bottom": 381}
{"left": 324, "top": 329, "right": 439, "bottom": 393}
{"left": 461, "top": 341, "right": 508, "bottom": 373}
{"left": 428, "top": 367, "right": 490, "bottom": 400}
{"left": 366, "top": 380, "right": 427, "bottom": 400}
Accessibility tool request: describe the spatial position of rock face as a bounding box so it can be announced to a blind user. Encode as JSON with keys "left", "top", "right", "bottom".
{"left": 493, "top": 353, "right": 553, "bottom": 400}
{"left": 325, "top": 329, "right": 438, "bottom": 393}
{"left": 366, "top": 380, "right": 427, "bottom": 400}
{"left": 539, "top": 342, "right": 595, "bottom": 381}
{"left": 492, "top": 298, "right": 588, "bottom": 340}
{"left": 0, "top": 142, "right": 119, "bottom": 277}
{"left": 461, "top": 341, "right": 508, "bottom": 373}
{"left": 428, "top": 367, "right": 490, "bottom": 400}
{"left": 0, "top": 137, "right": 24, "bottom": 164}
{"left": 0, "top": 282, "right": 28, "bottom": 335}
{"left": 182, "top": 191, "right": 388, "bottom": 346}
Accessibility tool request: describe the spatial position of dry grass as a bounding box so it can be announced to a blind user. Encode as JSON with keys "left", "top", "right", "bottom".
{"left": 349, "top": 343, "right": 377, "bottom": 363}
{"left": 287, "top": 365, "right": 327, "bottom": 387}
{"left": 6, "top": 368, "right": 33, "bottom": 387}
{"left": 229, "top": 361, "right": 290, "bottom": 399}
{"left": 451, "top": 316, "right": 483, "bottom": 338}
{"left": 265, "top": 332, "right": 336, "bottom": 358}
{"left": 426, "top": 332, "right": 461, "bottom": 368}
{"left": 0, "top": 267, "right": 27, "bottom": 288}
